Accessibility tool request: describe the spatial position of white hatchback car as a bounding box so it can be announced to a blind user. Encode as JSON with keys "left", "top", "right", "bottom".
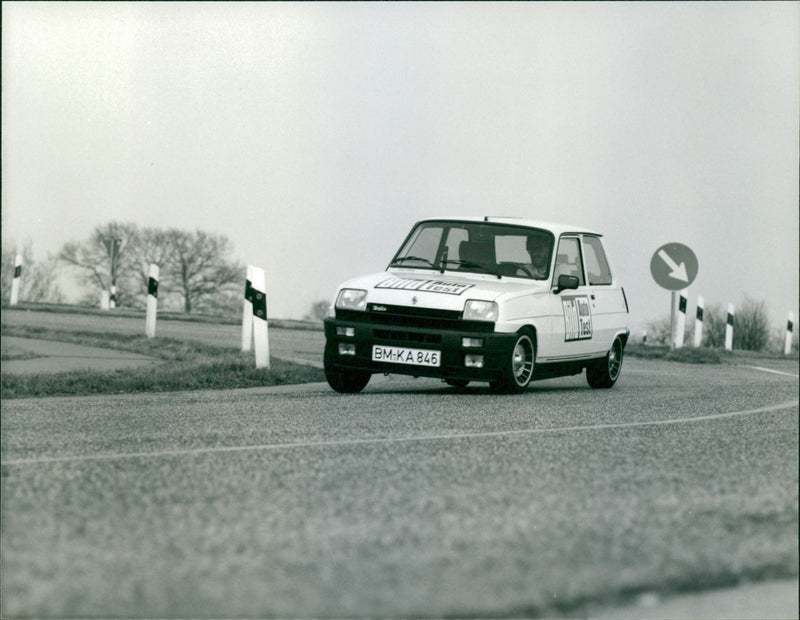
{"left": 324, "top": 217, "right": 630, "bottom": 393}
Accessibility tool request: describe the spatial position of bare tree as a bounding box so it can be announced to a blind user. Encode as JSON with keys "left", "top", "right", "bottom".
{"left": 304, "top": 300, "right": 331, "bottom": 322}
{"left": 122, "top": 227, "right": 177, "bottom": 309}
{"left": 733, "top": 297, "right": 770, "bottom": 351}
{"left": 690, "top": 299, "right": 770, "bottom": 351}
{"left": 644, "top": 314, "right": 692, "bottom": 346}
{"left": 59, "top": 222, "right": 138, "bottom": 306}
{"left": 165, "top": 229, "right": 243, "bottom": 313}
{"left": 703, "top": 303, "right": 727, "bottom": 348}
{"left": 58, "top": 223, "right": 244, "bottom": 313}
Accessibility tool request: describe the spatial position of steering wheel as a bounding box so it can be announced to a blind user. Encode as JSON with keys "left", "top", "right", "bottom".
{"left": 501, "top": 262, "right": 535, "bottom": 278}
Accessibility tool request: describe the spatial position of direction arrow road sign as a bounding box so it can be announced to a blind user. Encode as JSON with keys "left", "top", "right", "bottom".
{"left": 650, "top": 243, "right": 698, "bottom": 290}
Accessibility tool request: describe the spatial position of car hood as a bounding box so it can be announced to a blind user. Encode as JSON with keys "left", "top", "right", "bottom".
{"left": 337, "top": 269, "right": 549, "bottom": 312}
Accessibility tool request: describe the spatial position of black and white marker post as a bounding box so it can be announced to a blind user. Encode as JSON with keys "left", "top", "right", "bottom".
{"left": 241, "top": 265, "right": 254, "bottom": 352}
{"left": 146, "top": 264, "right": 159, "bottom": 339}
{"left": 672, "top": 290, "right": 688, "bottom": 349}
{"left": 693, "top": 295, "right": 704, "bottom": 348}
{"left": 725, "top": 303, "right": 735, "bottom": 351}
{"left": 250, "top": 266, "right": 270, "bottom": 369}
{"left": 10, "top": 254, "right": 22, "bottom": 306}
{"left": 104, "top": 237, "right": 121, "bottom": 310}
{"left": 785, "top": 312, "right": 795, "bottom": 356}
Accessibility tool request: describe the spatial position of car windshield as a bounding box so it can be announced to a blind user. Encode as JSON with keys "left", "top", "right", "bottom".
{"left": 389, "top": 221, "right": 554, "bottom": 280}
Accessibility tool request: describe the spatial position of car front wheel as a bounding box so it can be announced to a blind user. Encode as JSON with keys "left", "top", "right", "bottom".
{"left": 324, "top": 359, "right": 371, "bottom": 393}
{"left": 490, "top": 333, "right": 535, "bottom": 393}
{"left": 586, "top": 337, "right": 623, "bottom": 389}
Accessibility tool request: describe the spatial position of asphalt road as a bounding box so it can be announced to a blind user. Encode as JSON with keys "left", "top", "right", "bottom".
{"left": 1, "top": 336, "right": 159, "bottom": 374}
{"left": 2, "top": 356, "right": 797, "bottom": 617}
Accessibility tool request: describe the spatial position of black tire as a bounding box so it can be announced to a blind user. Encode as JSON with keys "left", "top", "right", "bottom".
{"left": 325, "top": 359, "right": 371, "bottom": 393}
{"left": 445, "top": 378, "right": 470, "bottom": 388}
{"left": 587, "top": 337, "right": 623, "bottom": 389}
{"left": 490, "top": 332, "right": 535, "bottom": 393}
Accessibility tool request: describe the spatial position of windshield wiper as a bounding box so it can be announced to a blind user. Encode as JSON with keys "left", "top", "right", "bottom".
{"left": 442, "top": 259, "right": 502, "bottom": 279}
{"left": 389, "top": 256, "right": 437, "bottom": 269}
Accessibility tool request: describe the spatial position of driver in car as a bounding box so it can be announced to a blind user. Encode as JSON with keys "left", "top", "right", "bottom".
{"left": 526, "top": 235, "right": 551, "bottom": 279}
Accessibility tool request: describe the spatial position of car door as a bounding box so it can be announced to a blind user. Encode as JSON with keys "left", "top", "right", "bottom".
{"left": 581, "top": 235, "right": 628, "bottom": 353}
{"left": 547, "top": 235, "right": 599, "bottom": 359}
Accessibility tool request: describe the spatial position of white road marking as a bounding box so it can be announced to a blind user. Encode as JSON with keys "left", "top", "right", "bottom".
{"left": 746, "top": 365, "right": 799, "bottom": 378}
{"left": 2, "top": 400, "right": 797, "bottom": 467}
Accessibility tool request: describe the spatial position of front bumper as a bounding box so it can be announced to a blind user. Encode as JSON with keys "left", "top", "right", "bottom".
{"left": 323, "top": 315, "right": 518, "bottom": 382}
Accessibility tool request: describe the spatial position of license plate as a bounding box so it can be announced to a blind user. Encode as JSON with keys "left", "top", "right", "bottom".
{"left": 372, "top": 345, "right": 441, "bottom": 367}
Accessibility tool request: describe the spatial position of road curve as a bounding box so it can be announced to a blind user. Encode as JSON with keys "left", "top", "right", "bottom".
{"left": 2, "top": 357, "right": 797, "bottom": 618}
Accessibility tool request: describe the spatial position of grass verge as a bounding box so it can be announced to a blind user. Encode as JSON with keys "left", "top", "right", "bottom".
{"left": 1, "top": 341, "right": 43, "bottom": 362}
{"left": 2, "top": 301, "right": 324, "bottom": 331}
{"left": 3, "top": 324, "right": 234, "bottom": 361}
{"left": 626, "top": 343, "right": 798, "bottom": 364}
{"left": 627, "top": 344, "right": 725, "bottom": 363}
{"left": 1, "top": 325, "right": 325, "bottom": 399}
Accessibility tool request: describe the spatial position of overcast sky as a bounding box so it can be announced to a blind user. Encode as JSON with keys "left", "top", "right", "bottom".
{"left": 3, "top": 2, "right": 798, "bottom": 331}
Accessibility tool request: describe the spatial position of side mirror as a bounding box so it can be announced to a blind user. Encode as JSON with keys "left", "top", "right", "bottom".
{"left": 554, "top": 274, "right": 580, "bottom": 294}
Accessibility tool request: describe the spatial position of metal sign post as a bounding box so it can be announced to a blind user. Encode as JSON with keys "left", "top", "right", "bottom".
{"left": 650, "top": 243, "right": 699, "bottom": 350}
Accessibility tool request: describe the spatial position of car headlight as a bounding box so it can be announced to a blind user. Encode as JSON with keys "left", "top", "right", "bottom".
{"left": 335, "top": 289, "right": 368, "bottom": 311}
{"left": 463, "top": 299, "right": 499, "bottom": 321}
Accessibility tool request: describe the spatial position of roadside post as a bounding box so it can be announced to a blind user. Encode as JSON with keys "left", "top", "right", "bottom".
{"left": 693, "top": 295, "right": 704, "bottom": 348}
{"left": 103, "top": 237, "right": 121, "bottom": 311}
{"left": 673, "top": 290, "right": 687, "bottom": 349}
{"left": 250, "top": 266, "right": 270, "bottom": 369}
{"left": 784, "top": 311, "right": 794, "bottom": 356}
{"left": 650, "top": 243, "right": 699, "bottom": 350}
{"left": 725, "top": 304, "right": 735, "bottom": 351}
{"left": 100, "top": 290, "right": 110, "bottom": 310}
{"left": 10, "top": 254, "right": 22, "bottom": 306}
{"left": 146, "top": 264, "right": 159, "bottom": 339}
{"left": 242, "top": 265, "right": 254, "bottom": 352}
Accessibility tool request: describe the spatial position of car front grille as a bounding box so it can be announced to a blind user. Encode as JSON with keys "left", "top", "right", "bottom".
{"left": 373, "top": 329, "right": 443, "bottom": 345}
{"left": 336, "top": 304, "right": 494, "bottom": 333}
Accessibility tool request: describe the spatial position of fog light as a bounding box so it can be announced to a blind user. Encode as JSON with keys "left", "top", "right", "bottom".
{"left": 336, "top": 326, "right": 355, "bottom": 337}
{"left": 464, "top": 354, "right": 485, "bottom": 368}
{"left": 338, "top": 343, "right": 356, "bottom": 356}
{"left": 462, "top": 337, "right": 484, "bottom": 348}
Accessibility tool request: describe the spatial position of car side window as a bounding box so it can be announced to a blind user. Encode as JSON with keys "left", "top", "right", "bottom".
{"left": 582, "top": 236, "right": 612, "bottom": 285}
{"left": 554, "top": 237, "right": 585, "bottom": 285}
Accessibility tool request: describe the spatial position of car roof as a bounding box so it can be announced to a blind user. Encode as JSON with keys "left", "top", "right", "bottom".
{"left": 416, "top": 216, "right": 602, "bottom": 237}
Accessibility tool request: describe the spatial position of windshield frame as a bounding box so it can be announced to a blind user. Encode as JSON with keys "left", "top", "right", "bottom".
{"left": 388, "top": 220, "right": 556, "bottom": 281}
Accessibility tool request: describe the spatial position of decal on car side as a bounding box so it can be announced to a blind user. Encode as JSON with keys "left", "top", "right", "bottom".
{"left": 562, "top": 295, "right": 593, "bottom": 341}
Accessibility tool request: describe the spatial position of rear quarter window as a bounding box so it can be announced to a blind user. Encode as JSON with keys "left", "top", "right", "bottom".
{"left": 583, "top": 236, "right": 612, "bottom": 285}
